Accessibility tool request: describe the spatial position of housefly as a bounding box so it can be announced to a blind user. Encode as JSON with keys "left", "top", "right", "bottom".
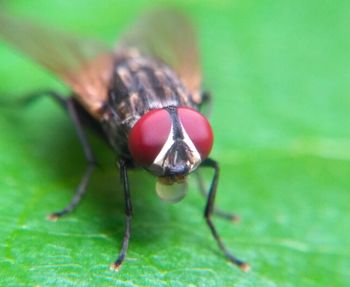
{"left": 0, "top": 8, "right": 249, "bottom": 272}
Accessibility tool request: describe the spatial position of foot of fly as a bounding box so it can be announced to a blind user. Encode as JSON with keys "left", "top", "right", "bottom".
{"left": 235, "top": 262, "right": 250, "bottom": 272}
{"left": 109, "top": 260, "right": 123, "bottom": 272}
{"left": 214, "top": 209, "right": 241, "bottom": 223}
{"left": 216, "top": 238, "right": 251, "bottom": 272}
{"left": 46, "top": 210, "right": 69, "bottom": 221}
{"left": 238, "top": 262, "right": 251, "bottom": 272}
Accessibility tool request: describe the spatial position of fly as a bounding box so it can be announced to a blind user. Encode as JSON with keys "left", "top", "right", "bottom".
{"left": 0, "top": 8, "right": 250, "bottom": 272}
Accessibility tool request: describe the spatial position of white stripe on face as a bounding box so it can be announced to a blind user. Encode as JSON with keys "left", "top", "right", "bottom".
{"left": 149, "top": 122, "right": 201, "bottom": 176}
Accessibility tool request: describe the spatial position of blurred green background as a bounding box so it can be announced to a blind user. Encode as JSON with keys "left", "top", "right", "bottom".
{"left": 0, "top": 0, "right": 349, "bottom": 286}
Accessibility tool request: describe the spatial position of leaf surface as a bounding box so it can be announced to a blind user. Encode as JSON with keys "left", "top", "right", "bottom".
{"left": 0, "top": 1, "right": 349, "bottom": 286}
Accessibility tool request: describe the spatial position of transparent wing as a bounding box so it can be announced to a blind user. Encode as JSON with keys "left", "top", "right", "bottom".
{"left": 117, "top": 8, "right": 202, "bottom": 103}
{"left": 0, "top": 12, "right": 113, "bottom": 118}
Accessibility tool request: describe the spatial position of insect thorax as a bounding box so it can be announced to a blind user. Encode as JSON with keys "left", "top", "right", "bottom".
{"left": 101, "top": 53, "right": 198, "bottom": 158}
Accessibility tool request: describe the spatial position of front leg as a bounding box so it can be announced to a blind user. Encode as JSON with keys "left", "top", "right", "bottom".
{"left": 195, "top": 170, "right": 240, "bottom": 222}
{"left": 110, "top": 159, "right": 133, "bottom": 271}
{"left": 201, "top": 158, "right": 250, "bottom": 272}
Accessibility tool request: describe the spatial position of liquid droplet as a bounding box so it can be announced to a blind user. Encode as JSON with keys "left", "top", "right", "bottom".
{"left": 156, "top": 177, "right": 188, "bottom": 203}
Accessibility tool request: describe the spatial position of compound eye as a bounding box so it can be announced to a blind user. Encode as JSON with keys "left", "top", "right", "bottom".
{"left": 128, "top": 109, "right": 171, "bottom": 166}
{"left": 178, "top": 107, "right": 213, "bottom": 159}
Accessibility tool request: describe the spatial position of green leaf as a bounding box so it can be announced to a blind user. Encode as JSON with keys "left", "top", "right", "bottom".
{"left": 0, "top": 1, "right": 349, "bottom": 286}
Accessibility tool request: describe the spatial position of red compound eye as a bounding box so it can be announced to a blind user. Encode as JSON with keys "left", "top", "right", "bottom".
{"left": 178, "top": 107, "right": 214, "bottom": 159}
{"left": 128, "top": 109, "right": 171, "bottom": 166}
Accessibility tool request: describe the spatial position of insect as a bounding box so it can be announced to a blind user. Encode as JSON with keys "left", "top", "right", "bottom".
{"left": 0, "top": 8, "right": 249, "bottom": 272}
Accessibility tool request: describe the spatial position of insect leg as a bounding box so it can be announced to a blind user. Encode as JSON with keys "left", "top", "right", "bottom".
{"left": 201, "top": 90, "right": 212, "bottom": 105}
{"left": 198, "top": 90, "right": 212, "bottom": 116}
{"left": 110, "top": 159, "right": 133, "bottom": 271}
{"left": 201, "top": 158, "right": 250, "bottom": 272}
{"left": 195, "top": 171, "right": 240, "bottom": 222}
{"left": 48, "top": 97, "right": 96, "bottom": 220}
{"left": 14, "top": 90, "right": 67, "bottom": 108}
